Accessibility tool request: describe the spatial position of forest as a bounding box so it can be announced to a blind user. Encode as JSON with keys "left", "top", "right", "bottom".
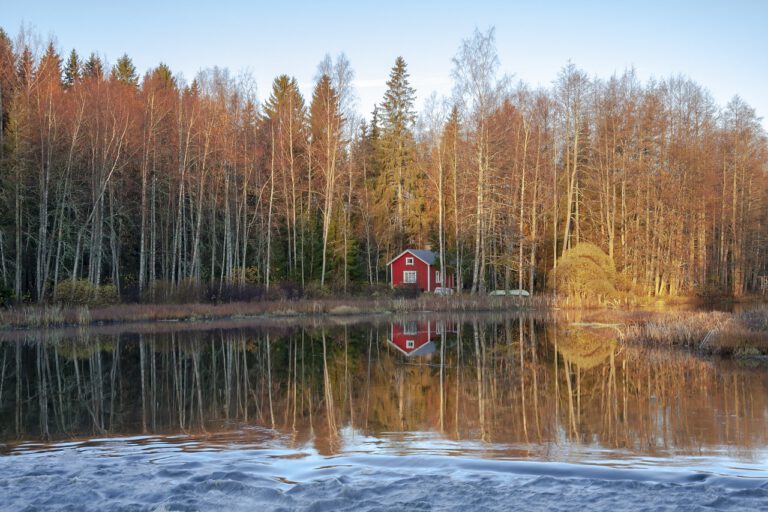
{"left": 0, "top": 26, "right": 766, "bottom": 304}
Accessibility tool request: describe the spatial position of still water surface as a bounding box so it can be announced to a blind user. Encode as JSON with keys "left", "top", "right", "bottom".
{"left": 1, "top": 313, "right": 767, "bottom": 510}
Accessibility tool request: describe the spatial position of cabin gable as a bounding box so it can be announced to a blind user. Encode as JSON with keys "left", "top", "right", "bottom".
{"left": 387, "top": 249, "right": 455, "bottom": 292}
{"left": 389, "top": 250, "right": 432, "bottom": 291}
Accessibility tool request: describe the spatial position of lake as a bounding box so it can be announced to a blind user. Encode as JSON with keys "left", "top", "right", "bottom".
{"left": 1, "top": 313, "right": 767, "bottom": 510}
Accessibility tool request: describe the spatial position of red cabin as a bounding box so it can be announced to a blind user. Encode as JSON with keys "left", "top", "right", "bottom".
{"left": 387, "top": 320, "right": 458, "bottom": 357}
{"left": 388, "top": 320, "right": 437, "bottom": 356}
{"left": 387, "top": 249, "right": 454, "bottom": 292}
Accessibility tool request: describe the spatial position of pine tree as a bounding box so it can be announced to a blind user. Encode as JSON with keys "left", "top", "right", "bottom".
{"left": 264, "top": 75, "right": 305, "bottom": 119}
{"left": 151, "top": 62, "right": 174, "bottom": 87}
{"left": 443, "top": 104, "right": 463, "bottom": 291}
{"left": 367, "top": 106, "right": 381, "bottom": 168}
{"left": 112, "top": 53, "right": 138, "bottom": 86}
{"left": 38, "top": 42, "right": 62, "bottom": 86}
{"left": 378, "top": 56, "right": 417, "bottom": 248}
{"left": 17, "top": 45, "right": 35, "bottom": 86}
{"left": 83, "top": 53, "right": 103, "bottom": 80}
{"left": 309, "top": 74, "right": 343, "bottom": 287}
{"left": 263, "top": 74, "right": 308, "bottom": 281}
{"left": 63, "top": 49, "right": 80, "bottom": 88}
{"left": 382, "top": 57, "right": 416, "bottom": 135}
{"left": 0, "top": 29, "right": 16, "bottom": 155}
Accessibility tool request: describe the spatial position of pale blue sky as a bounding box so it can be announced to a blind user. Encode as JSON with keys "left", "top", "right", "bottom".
{"left": 2, "top": 0, "right": 766, "bottom": 127}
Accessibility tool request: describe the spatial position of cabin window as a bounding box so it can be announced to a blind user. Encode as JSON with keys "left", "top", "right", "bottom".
{"left": 403, "top": 322, "right": 418, "bottom": 334}
{"left": 403, "top": 271, "right": 417, "bottom": 284}
{"left": 435, "top": 270, "right": 441, "bottom": 283}
{"left": 405, "top": 257, "right": 414, "bottom": 265}
{"left": 406, "top": 340, "right": 415, "bottom": 349}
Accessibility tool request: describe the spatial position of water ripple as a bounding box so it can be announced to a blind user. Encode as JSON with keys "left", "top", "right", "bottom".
{"left": 2, "top": 433, "right": 767, "bottom": 512}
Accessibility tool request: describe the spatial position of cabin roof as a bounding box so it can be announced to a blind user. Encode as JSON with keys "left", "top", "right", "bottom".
{"left": 386, "top": 339, "right": 437, "bottom": 357}
{"left": 409, "top": 341, "right": 437, "bottom": 357}
{"left": 386, "top": 249, "right": 437, "bottom": 266}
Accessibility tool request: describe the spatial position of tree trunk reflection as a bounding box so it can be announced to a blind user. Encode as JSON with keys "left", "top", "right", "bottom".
{"left": 1, "top": 317, "right": 766, "bottom": 459}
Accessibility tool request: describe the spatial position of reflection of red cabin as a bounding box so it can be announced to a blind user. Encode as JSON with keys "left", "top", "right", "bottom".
{"left": 387, "top": 320, "right": 457, "bottom": 357}
{"left": 387, "top": 249, "right": 455, "bottom": 292}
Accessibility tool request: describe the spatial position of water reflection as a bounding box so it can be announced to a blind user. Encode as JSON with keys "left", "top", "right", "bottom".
{"left": 1, "top": 316, "right": 766, "bottom": 461}
{"left": 387, "top": 320, "right": 457, "bottom": 357}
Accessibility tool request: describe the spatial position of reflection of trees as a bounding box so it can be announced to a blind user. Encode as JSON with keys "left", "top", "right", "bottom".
{"left": 550, "top": 326, "right": 618, "bottom": 370}
{"left": 549, "top": 326, "right": 619, "bottom": 438}
{"left": 1, "top": 320, "right": 767, "bottom": 458}
{"left": 1, "top": 330, "right": 325, "bottom": 442}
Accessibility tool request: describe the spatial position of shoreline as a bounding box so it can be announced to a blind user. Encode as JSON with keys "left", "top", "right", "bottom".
{"left": 0, "top": 295, "right": 549, "bottom": 332}
{"left": 0, "top": 309, "right": 552, "bottom": 343}
{"left": 3, "top": 292, "right": 761, "bottom": 332}
{"left": 1, "top": 296, "right": 765, "bottom": 359}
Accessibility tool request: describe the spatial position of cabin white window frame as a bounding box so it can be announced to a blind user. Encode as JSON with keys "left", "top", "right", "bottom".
{"left": 403, "top": 322, "right": 418, "bottom": 334}
{"left": 405, "top": 256, "right": 414, "bottom": 266}
{"left": 406, "top": 339, "right": 415, "bottom": 349}
{"left": 403, "top": 270, "right": 417, "bottom": 284}
{"left": 435, "top": 270, "right": 441, "bottom": 283}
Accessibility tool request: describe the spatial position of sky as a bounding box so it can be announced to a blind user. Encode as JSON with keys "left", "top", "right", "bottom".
{"left": 2, "top": 0, "right": 767, "bottom": 128}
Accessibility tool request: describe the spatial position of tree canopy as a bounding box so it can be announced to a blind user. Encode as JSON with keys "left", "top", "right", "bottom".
{"left": 0, "top": 27, "right": 765, "bottom": 304}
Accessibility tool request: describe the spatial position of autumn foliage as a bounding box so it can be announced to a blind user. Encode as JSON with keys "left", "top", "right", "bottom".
{"left": 0, "top": 27, "right": 766, "bottom": 305}
{"left": 548, "top": 243, "right": 627, "bottom": 303}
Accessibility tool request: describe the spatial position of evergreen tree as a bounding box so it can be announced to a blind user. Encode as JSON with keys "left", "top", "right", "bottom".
{"left": 16, "top": 46, "right": 35, "bottom": 86}
{"left": 443, "top": 103, "right": 463, "bottom": 289}
{"left": 63, "top": 49, "right": 80, "bottom": 88}
{"left": 369, "top": 106, "right": 380, "bottom": 140}
{"left": 38, "top": 42, "right": 62, "bottom": 86}
{"left": 187, "top": 78, "right": 199, "bottom": 98}
{"left": 382, "top": 57, "right": 416, "bottom": 135}
{"left": 0, "top": 29, "right": 16, "bottom": 152}
{"left": 264, "top": 75, "right": 305, "bottom": 119}
{"left": 83, "top": 52, "right": 103, "bottom": 80}
{"left": 263, "top": 74, "right": 308, "bottom": 281}
{"left": 365, "top": 107, "right": 384, "bottom": 183}
{"left": 112, "top": 53, "right": 138, "bottom": 86}
{"left": 309, "top": 74, "right": 344, "bottom": 287}
{"left": 378, "top": 56, "right": 417, "bottom": 247}
{"left": 151, "top": 62, "right": 174, "bottom": 88}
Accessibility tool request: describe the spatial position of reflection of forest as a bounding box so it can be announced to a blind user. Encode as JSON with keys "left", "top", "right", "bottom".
{"left": 1, "top": 318, "right": 767, "bottom": 457}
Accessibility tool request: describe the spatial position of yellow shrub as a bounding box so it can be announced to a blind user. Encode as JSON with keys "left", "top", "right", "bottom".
{"left": 548, "top": 243, "right": 624, "bottom": 302}
{"left": 54, "top": 279, "right": 119, "bottom": 306}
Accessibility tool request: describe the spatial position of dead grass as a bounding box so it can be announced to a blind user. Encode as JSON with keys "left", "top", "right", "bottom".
{"left": 11, "top": 305, "right": 65, "bottom": 328}
{"left": 0, "top": 294, "right": 547, "bottom": 330}
{"left": 624, "top": 307, "right": 768, "bottom": 356}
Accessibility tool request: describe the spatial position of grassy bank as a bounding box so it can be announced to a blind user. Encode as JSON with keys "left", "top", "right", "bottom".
{"left": 0, "top": 294, "right": 551, "bottom": 331}
{"left": 623, "top": 307, "right": 768, "bottom": 357}
{"left": 5, "top": 292, "right": 766, "bottom": 359}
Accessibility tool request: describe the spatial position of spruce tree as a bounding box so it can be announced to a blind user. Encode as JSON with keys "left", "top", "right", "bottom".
{"left": 17, "top": 46, "right": 34, "bottom": 86}
{"left": 263, "top": 75, "right": 306, "bottom": 122}
{"left": 83, "top": 53, "right": 103, "bottom": 80}
{"left": 63, "top": 49, "right": 80, "bottom": 88}
{"left": 39, "top": 42, "right": 62, "bottom": 86}
{"left": 152, "top": 63, "right": 174, "bottom": 87}
{"left": 369, "top": 106, "right": 380, "bottom": 138}
{"left": 378, "top": 56, "right": 417, "bottom": 247}
{"left": 309, "top": 74, "right": 343, "bottom": 287}
{"left": 263, "top": 74, "right": 308, "bottom": 281}
{"left": 0, "top": 29, "right": 16, "bottom": 151}
{"left": 381, "top": 57, "right": 416, "bottom": 137}
{"left": 112, "top": 53, "right": 138, "bottom": 86}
